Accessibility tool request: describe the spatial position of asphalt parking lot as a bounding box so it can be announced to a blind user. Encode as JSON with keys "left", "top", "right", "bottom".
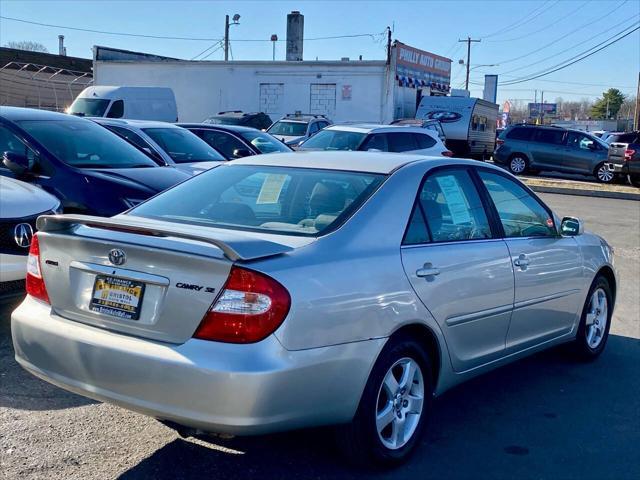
{"left": 1, "top": 193, "right": 638, "bottom": 480}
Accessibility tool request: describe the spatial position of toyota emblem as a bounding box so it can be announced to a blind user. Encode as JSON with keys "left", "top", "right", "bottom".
{"left": 108, "top": 248, "right": 126, "bottom": 266}
{"left": 14, "top": 223, "right": 34, "bottom": 248}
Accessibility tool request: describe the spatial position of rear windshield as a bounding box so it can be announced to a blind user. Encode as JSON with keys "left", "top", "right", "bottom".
{"left": 299, "top": 129, "right": 366, "bottom": 151}
{"left": 238, "top": 131, "right": 292, "bottom": 154}
{"left": 609, "top": 133, "right": 640, "bottom": 144}
{"left": 142, "top": 127, "right": 225, "bottom": 163}
{"left": 268, "top": 121, "right": 308, "bottom": 137}
{"left": 17, "top": 119, "right": 158, "bottom": 168}
{"left": 68, "top": 98, "right": 111, "bottom": 117}
{"left": 130, "top": 164, "right": 385, "bottom": 236}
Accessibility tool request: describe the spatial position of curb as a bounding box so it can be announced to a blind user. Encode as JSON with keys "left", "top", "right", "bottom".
{"left": 526, "top": 184, "right": 640, "bottom": 201}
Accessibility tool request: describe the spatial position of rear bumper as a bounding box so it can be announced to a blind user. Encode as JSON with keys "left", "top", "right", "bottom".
{"left": 12, "top": 296, "right": 384, "bottom": 435}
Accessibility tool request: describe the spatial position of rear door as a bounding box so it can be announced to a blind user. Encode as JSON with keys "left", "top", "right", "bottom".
{"left": 401, "top": 167, "right": 514, "bottom": 372}
{"left": 477, "top": 170, "right": 584, "bottom": 351}
{"left": 529, "top": 129, "right": 565, "bottom": 170}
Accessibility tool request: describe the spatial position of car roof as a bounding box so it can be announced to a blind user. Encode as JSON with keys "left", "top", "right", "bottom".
{"left": 326, "top": 123, "right": 439, "bottom": 134}
{"left": 0, "top": 106, "right": 79, "bottom": 122}
{"left": 209, "top": 111, "right": 264, "bottom": 118}
{"left": 177, "top": 123, "right": 258, "bottom": 133}
{"left": 229, "top": 151, "right": 442, "bottom": 174}
{"left": 92, "top": 118, "right": 182, "bottom": 129}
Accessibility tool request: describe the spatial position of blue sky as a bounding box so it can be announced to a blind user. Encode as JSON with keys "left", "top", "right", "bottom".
{"left": 1, "top": 0, "right": 638, "bottom": 105}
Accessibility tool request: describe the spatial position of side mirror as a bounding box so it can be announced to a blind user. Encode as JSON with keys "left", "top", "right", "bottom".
{"left": 2, "top": 151, "right": 30, "bottom": 176}
{"left": 560, "top": 216, "right": 584, "bottom": 236}
{"left": 232, "top": 148, "right": 253, "bottom": 158}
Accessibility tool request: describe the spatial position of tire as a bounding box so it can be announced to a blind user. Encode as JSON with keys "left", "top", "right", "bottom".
{"left": 594, "top": 163, "right": 615, "bottom": 183}
{"left": 508, "top": 154, "right": 529, "bottom": 175}
{"left": 572, "top": 275, "right": 613, "bottom": 360}
{"left": 628, "top": 174, "right": 640, "bottom": 188}
{"left": 335, "top": 334, "right": 433, "bottom": 468}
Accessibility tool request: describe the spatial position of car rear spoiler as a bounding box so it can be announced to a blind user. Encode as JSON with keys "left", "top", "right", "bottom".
{"left": 36, "top": 214, "right": 293, "bottom": 262}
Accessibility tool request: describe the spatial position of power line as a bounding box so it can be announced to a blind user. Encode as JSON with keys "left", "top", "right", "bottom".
{"left": 485, "top": 0, "right": 589, "bottom": 43}
{"left": 0, "top": 15, "right": 384, "bottom": 43}
{"left": 191, "top": 42, "right": 223, "bottom": 60}
{"left": 489, "top": 1, "right": 629, "bottom": 66}
{"left": 499, "top": 24, "right": 640, "bottom": 85}
{"left": 478, "top": 1, "right": 558, "bottom": 39}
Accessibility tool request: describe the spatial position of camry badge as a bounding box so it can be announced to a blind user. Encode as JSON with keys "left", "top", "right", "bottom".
{"left": 14, "top": 223, "right": 34, "bottom": 248}
{"left": 108, "top": 248, "right": 126, "bottom": 266}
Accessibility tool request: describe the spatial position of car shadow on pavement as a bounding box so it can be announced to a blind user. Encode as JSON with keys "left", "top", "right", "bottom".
{"left": 0, "top": 299, "right": 96, "bottom": 411}
{"left": 119, "top": 334, "right": 640, "bottom": 480}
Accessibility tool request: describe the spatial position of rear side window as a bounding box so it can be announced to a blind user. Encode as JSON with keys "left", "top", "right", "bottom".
{"left": 415, "top": 133, "right": 436, "bottom": 149}
{"left": 506, "top": 127, "right": 534, "bottom": 141}
{"left": 613, "top": 133, "right": 640, "bottom": 144}
{"left": 360, "top": 133, "right": 389, "bottom": 151}
{"left": 196, "top": 130, "right": 247, "bottom": 159}
{"left": 106, "top": 100, "right": 124, "bottom": 118}
{"left": 479, "top": 171, "right": 556, "bottom": 238}
{"left": 403, "top": 169, "right": 492, "bottom": 244}
{"left": 533, "top": 129, "right": 564, "bottom": 145}
{"left": 388, "top": 132, "right": 419, "bottom": 152}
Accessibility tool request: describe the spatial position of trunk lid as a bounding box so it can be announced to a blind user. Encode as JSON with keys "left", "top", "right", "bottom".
{"left": 35, "top": 214, "right": 302, "bottom": 344}
{"left": 608, "top": 142, "right": 630, "bottom": 163}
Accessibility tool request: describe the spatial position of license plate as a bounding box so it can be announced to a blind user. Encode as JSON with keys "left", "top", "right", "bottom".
{"left": 89, "top": 275, "right": 145, "bottom": 320}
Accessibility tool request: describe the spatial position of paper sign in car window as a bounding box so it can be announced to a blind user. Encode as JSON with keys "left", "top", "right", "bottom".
{"left": 256, "top": 174, "right": 288, "bottom": 204}
{"left": 435, "top": 175, "right": 472, "bottom": 224}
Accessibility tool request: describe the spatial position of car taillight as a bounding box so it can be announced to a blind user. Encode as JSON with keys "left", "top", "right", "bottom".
{"left": 25, "top": 234, "right": 50, "bottom": 304}
{"left": 194, "top": 266, "right": 290, "bottom": 343}
{"left": 624, "top": 149, "right": 635, "bottom": 161}
{"left": 441, "top": 150, "right": 454, "bottom": 157}
{"left": 496, "top": 139, "right": 505, "bottom": 146}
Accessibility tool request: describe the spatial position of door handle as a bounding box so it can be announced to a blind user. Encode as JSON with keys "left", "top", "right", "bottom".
{"left": 416, "top": 263, "right": 441, "bottom": 278}
{"left": 513, "top": 254, "right": 530, "bottom": 269}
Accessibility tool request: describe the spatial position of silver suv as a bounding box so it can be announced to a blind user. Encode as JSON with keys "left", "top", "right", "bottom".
{"left": 494, "top": 125, "right": 612, "bottom": 182}
{"left": 267, "top": 113, "right": 332, "bottom": 148}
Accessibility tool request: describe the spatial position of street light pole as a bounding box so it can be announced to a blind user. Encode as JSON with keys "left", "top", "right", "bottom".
{"left": 224, "top": 15, "right": 230, "bottom": 62}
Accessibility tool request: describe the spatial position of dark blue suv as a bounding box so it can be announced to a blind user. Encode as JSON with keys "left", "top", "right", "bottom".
{"left": 0, "top": 107, "right": 189, "bottom": 216}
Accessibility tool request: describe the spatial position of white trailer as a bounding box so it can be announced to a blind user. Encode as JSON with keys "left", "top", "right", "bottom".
{"left": 416, "top": 96, "right": 498, "bottom": 158}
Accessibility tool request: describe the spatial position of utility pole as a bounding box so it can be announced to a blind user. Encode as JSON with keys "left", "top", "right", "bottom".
{"left": 458, "top": 36, "right": 481, "bottom": 91}
{"left": 386, "top": 26, "right": 391, "bottom": 66}
{"left": 534, "top": 90, "right": 537, "bottom": 124}
{"left": 606, "top": 97, "right": 610, "bottom": 119}
{"left": 224, "top": 15, "right": 230, "bottom": 61}
{"left": 540, "top": 91, "right": 544, "bottom": 125}
{"left": 634, "top": 71, "right": 639, "bottom": 131}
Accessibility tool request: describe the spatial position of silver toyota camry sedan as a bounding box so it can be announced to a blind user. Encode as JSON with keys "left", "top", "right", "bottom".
{"left": 12, "top": 152, "right": 616, "bottom": 467}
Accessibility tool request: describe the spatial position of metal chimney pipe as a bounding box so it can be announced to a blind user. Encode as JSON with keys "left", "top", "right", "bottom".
{"left": 58, "top": 35, "right": 65, "bottom": 56}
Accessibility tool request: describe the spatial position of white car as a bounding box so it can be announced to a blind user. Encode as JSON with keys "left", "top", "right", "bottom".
{"left": 0, "top": 176, "right": 60, "bottom": 300}
{"left": 267, "top": 114, "right": 332, "bottom": 148}
{"left": 298, "top": 124, "right": 453, "bottom": 157}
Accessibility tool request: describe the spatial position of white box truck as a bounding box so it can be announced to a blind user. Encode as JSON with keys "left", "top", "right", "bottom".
{"left": 67, "top": 86, "right": 178, "bottom": 122}
{"left": 416, "top": 96, "right": 498, "bottom": 159}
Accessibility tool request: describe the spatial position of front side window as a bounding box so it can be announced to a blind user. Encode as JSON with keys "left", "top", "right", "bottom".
{"left": 196, "top": 130, "right": 247, "bottom": 159}
{"left": 17, "top": 119, "right": 158, "bottom": 169}
{"left": 0, "top": 125, "right": 40, "bottom": 172}
{"left": 403, "top": 169, "right": 492, "bottom": 244}
{"left": 106, "top": 100, "right": 124, "bottom": 118}
{"left": 299, "top": 129, "right": 366, "bottom": 151}
{"left": 479, "top": 171, "right": 556, "bottom": 238}
{"left": 566, "top": 132, "right": 594, "bottom": 150}
{"left": 239, "top": 131, "right": 292, "bottom": 154}
{"left": 131, "top": 165, "right": 385, "bottom": 237}
{"left": 142, "top": 128, "right": 224, "bottom": 163}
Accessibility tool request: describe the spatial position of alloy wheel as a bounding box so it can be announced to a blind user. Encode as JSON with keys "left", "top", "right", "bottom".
{"left": 596, "top": 165, "right": 614, "bottom": 183}
{"left": 375, "top": 357, "right": 424, "bottom": 450}
{"left": 585, "top": 288, "right": 608, "bottom": 349}
{"left": 510, "top": 157, "right": 526, "bottom": 174}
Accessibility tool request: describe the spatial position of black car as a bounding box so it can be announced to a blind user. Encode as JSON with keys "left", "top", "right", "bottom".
{"left": 177, "top": 124, "right": 292, "bottom": 159}
{"left": 202, "top": 111, "right": 273, "bottom": 131}
{"left": 0, "top": 107, "right": 190, "bottom": 216}
{"left": 607, "top": 131, "right": 640, "bottom": 187}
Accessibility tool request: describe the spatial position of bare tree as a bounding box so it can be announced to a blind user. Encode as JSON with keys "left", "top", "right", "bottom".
{"left": 4, "top": 41, "right": 49, "bottom": 53}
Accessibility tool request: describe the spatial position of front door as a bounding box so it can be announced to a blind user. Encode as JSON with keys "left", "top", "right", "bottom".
{"left": 401, "top": 168, "right": 514, "bottom": 372}
{"left": 563, "top": 131, "right": 606, "bottom": 174}
{"left": 477, "top": 170, "right": 584, "bottom": 351}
